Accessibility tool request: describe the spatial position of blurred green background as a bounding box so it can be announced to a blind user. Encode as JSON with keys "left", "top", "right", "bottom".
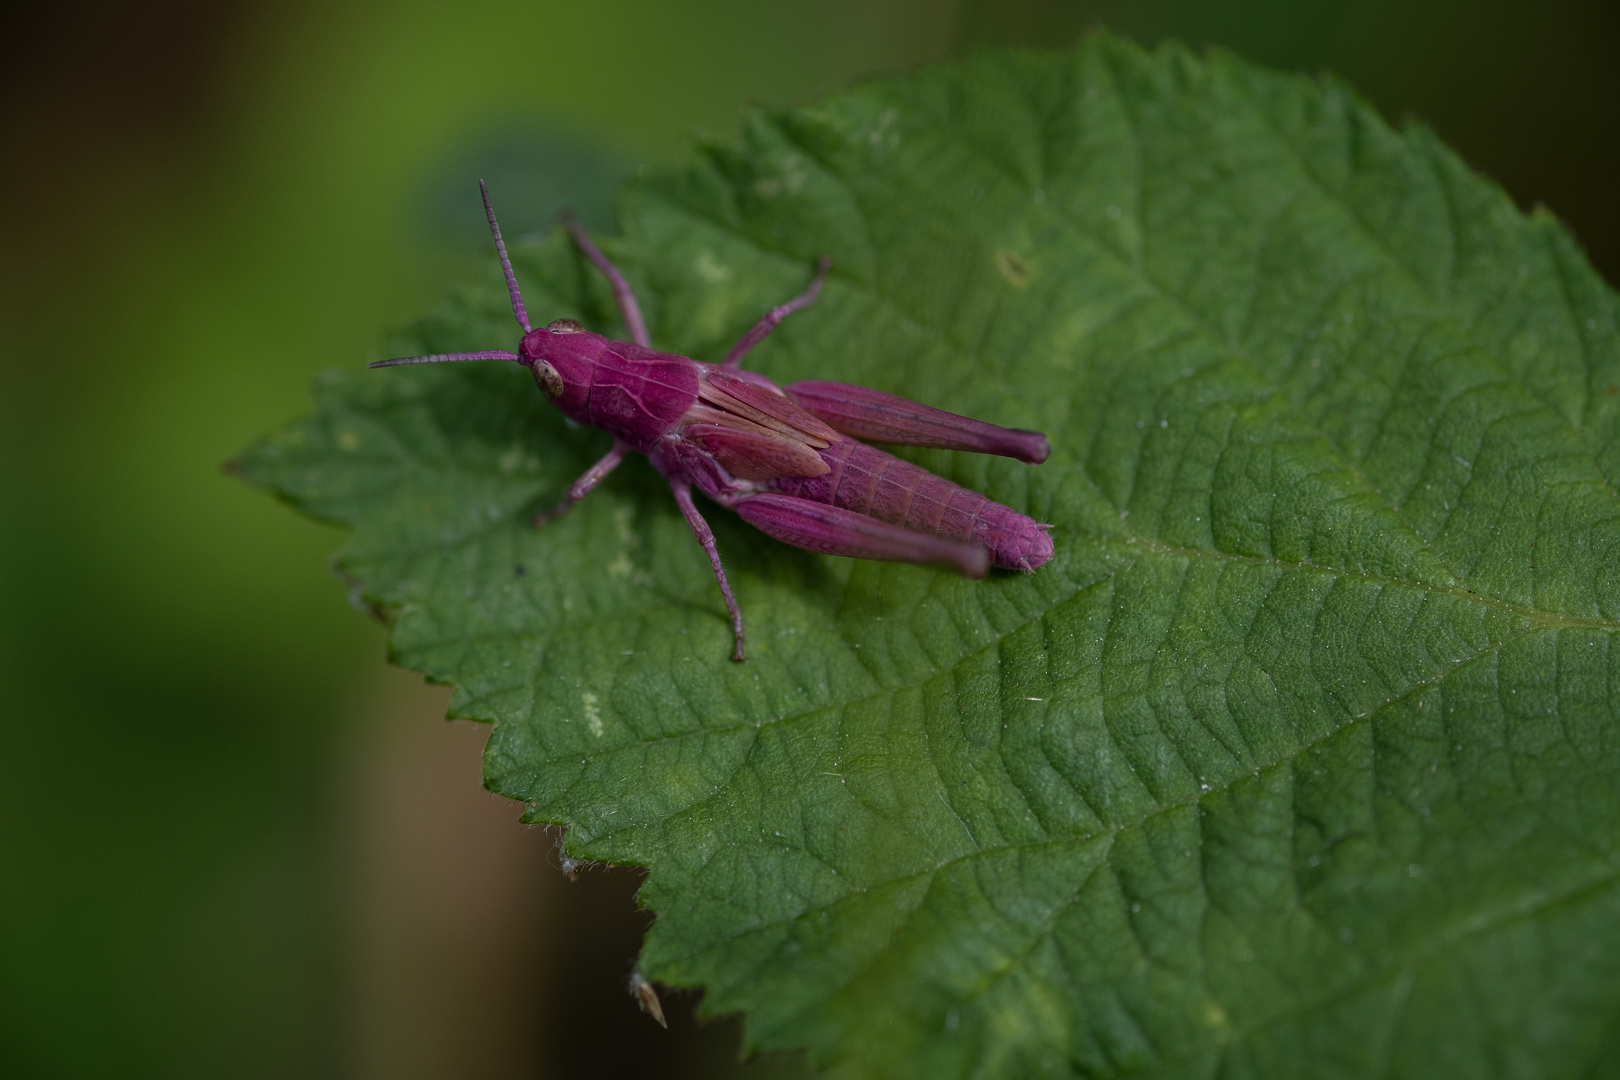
{"left": 1, "top": 1, "right": 1614, "bottom": 1076}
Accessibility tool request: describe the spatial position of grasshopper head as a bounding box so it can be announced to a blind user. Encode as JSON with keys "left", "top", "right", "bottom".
{"left": 518, "top": 318, "right": 614, "bottom": 415}
{"left": 513, "top": 319, "right": 594, "bottom": 398}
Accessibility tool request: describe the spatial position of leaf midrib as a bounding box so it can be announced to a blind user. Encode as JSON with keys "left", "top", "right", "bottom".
{"left": 569, "top": 600, "right": 1546, "bottom": 897}
{"left": 511, "top": 524, "right": 1613, "bottom": 822}
{"left": 1121, "top": 534, "right": 1618, "bottom": 632}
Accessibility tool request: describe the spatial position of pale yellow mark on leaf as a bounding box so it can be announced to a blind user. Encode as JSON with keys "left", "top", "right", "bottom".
{"left": 867, "top": 107, "right": 899, "bottom": 148}
{"left": 607, "top": 553, "right": 634, "bottom": 577}
{"left": 613, "top": 506, "right": 637, "bottom": 547}
{"left": 338, "top": 430, "right": 359, "bottom": 450}
{"left": 995, "top": 250, "right": 1032, "bottom": 288}
{"left": 777, "top": 155, "right": 808, "bottom": 194}
{"left": 498, "top": 443, "right": 525, "bottom": 473}
{"left": 1204, "top": 1001, "right": 1230, "bottom": 1030}
{"left": 694, "top": 250, "right": 730, "bottom": 284}
{"left": 582, "top": 692, "right": 603, "bottom": 738}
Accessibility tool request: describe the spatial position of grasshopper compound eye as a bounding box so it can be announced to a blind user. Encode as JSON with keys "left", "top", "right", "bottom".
{"left": 531, "top": 360, "right": 565, "bottom": 398}
{"left": 547, "top": 318, "right": 586, "bottom": 334}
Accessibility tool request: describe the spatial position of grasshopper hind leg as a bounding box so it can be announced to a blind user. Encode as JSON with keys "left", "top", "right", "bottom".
{"left": 734, "top": 493, "right": 990, "bottom": 577}
{"left": 563, "top": 214, "right": 651, "bottom": 348}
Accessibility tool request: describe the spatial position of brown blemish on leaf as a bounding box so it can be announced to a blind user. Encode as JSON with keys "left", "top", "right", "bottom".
{"left": 630, "top": 971, "right": 667, "bottom": 1028}
{"left": 995, "top": 250, "right": 1031, "bottom": 287}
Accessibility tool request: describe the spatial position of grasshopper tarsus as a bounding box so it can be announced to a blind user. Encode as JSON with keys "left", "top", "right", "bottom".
{"left": 531, "top": 505, "right": 568, "bottom": 529}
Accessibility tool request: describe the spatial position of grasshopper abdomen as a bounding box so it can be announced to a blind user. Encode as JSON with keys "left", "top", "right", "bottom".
{"left": 762, "top": 439, "right": 1053, "bottom": 571}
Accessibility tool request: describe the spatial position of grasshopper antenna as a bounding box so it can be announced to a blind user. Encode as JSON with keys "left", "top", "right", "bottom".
{"left": 368, "top": 181, "right": 532, "bottom": 369}
{"left": 368, "top": 349, "right": 522, "bottom": 369}
{"left": 481, "top": 179, "right": 531, "bottom": 333}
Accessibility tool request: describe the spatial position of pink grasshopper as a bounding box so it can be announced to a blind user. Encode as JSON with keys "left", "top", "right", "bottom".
{"left": 372, "top": 183, "right": 1054, "bottom": 661}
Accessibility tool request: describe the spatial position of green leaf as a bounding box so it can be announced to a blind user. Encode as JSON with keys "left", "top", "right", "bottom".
{"left": 237, "top": 37, "right": 1620, "bottom": 1079}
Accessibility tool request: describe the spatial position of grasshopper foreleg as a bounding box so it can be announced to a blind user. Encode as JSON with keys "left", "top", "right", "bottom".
{"left": 534, "top": 440, "right": 630, "bottom": 526}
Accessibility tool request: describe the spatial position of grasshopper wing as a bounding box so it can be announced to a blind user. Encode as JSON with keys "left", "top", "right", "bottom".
{"left": 784, "top": 381, "right": 1049, "bottom": 464}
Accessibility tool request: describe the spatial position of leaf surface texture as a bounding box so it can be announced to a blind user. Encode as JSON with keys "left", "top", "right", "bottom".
{"left": 238, "top": 39, "right": 1620, "bottom": 1079}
